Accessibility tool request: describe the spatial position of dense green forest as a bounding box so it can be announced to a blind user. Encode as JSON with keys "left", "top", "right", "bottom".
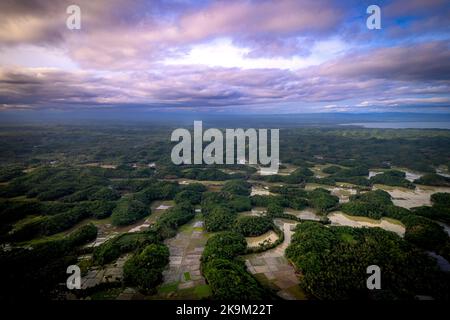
{"left": 286, "top": 222, "right": 450, "bottom": 300}
{"left": 1, "top": 125, "right": 449, "bottom": 176}
{"left": 201, "top": 232, "right": 269, "bottom": 299}
{"left": 412, "top": 193, "right": 450, "bottom": 224}
{"left": 341, "top": 190, "right": 450, "bottom": 260}
{"left": 0, "top": 123, "right": 449, "bottom": 301}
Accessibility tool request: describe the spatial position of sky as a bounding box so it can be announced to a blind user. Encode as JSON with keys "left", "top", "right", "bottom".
{"left": 0, "top": 0, "right": 449, "bottom": 114}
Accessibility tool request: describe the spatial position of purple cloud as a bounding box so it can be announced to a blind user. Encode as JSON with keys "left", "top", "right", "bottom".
{"left": 0, "top": 0, "right": 449, "bottom": 113}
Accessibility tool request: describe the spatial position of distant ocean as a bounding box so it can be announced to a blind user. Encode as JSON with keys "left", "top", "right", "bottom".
{"left": 340, "top": 122, "right": 450, "bottom": 129}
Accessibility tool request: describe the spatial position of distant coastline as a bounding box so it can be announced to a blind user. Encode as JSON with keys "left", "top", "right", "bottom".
{"left": 340, "top": 122, "right": 450, "bottom": 129}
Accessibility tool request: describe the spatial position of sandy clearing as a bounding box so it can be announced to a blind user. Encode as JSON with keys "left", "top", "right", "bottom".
{"left": 328, "top": 212, "right": 405, "bottom": 237}
{"left": 250, "top": 186, "right": 271, "bottom": 196}
{"left": 284, "top": 208, "right": 321, "bottom": 221}
{"left": 374, "top": 184, "right": 450, "bottom": 209}
{"left": 246, "top": 230, "right": 279, "bottom": 248}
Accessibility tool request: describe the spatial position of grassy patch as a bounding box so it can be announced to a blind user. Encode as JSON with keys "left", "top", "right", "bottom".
{"left": 384, "top": 217, "right": 405, "bottom": 226}
{"left": 374, "top": 184, "right": 413, "bottom": 192}
{"left": 184, "top": 272, "right": 191, "bottom": 281}
{"left": 158, "top": 281, "right": 179, "bottom": 294}
{"left": 78, "top": 258, "right": 93, "bottom": 276}
{"left": 176, "top": 284, "right": 212, "bottom": 299}
{"left": 193, "top": 284, "right": 212, "bottom": 298}
{"left": 179, "top": 224, "right": 194, "bottom": 233}
{"left": 340, "top": 233, "right": 357, "bottom": 244}
{"left": 90, "top": 287, "right": 123, "bottom": 300}
{"left": 13, "top": 215, "right": 46, "bottom": 230}
{"left": 285, "top": 285, "right": 308, "bottom": 300}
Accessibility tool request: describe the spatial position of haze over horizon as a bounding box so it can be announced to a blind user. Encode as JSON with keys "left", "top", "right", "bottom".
{"left": 0, "top": 0, "right": 449, "bottom": 114}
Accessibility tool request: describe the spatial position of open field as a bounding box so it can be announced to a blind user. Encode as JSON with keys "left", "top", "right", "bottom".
{"left": 155, "top": 216, "right": 212, "bottom": 299}
{"left": 375, "top": 184, "right": 450, "bottom": 209}
{"left": 328, "top": 211, "right": 405, "bottom": 237}
{"left": 244, "top": 219, "right": 307, "bottom": 300}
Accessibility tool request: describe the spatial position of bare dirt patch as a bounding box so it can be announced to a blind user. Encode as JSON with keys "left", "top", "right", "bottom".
{"left": 374, "top": 184, "right": 450, "bottom": 209}
{"left": 246, "top": 230, "right": 279, "bottom": 248}
{"left": 284, "top": 208, "right": 321, "bottom": 221}
{"left": 328, "top": 211, "right": 405, "bottom": 237}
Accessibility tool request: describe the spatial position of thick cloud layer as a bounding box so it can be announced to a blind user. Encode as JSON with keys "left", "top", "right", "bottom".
{"left": 0, "top": 0, "right": 449, "bottom": 112}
